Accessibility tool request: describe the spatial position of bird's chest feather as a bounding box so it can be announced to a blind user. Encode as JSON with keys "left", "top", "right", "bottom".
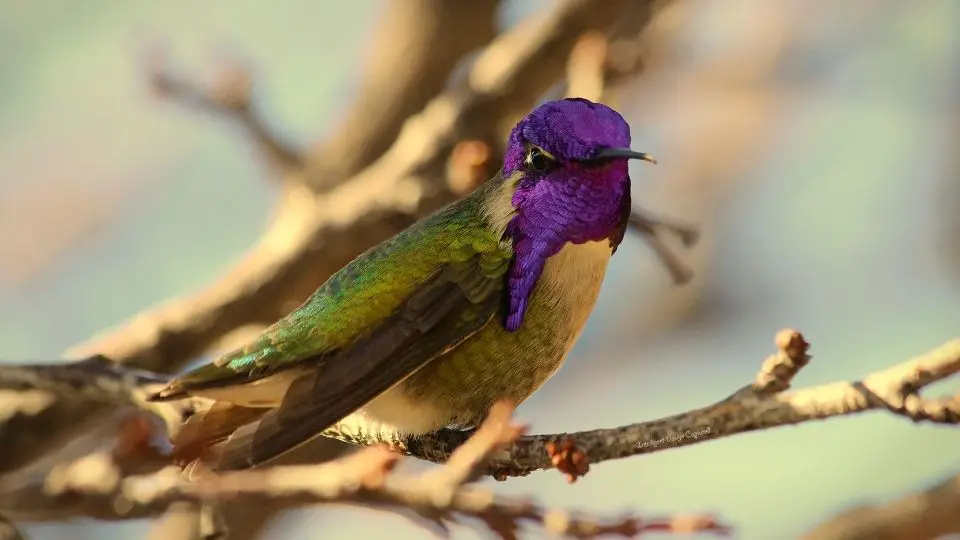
{"left": 363, "top": 239, "right": 613, "bottom": 433}
{"left": 526, "top": 239, "right": 613, "bottom": 341}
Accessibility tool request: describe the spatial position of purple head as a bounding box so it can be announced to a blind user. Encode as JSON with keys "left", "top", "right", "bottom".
{"left": 499, "top": 98, "right": 656, "bottom": 331}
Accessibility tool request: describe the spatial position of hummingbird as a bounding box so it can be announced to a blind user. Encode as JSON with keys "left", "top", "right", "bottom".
{"left": 149, "top": 97, "right": 685, "bottom": 472}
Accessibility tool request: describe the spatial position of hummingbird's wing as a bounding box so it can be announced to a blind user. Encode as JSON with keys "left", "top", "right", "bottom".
{"left": 205, "top": 255, "right": 506, "bottom": 471}
{"left": 150, "top": 192, "right": 513, "bottom": 470}
{"left": 151, "top": 193, "right": 508, "bottom": 403}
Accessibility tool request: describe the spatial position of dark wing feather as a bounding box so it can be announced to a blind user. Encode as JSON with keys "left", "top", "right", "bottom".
{"left": 203, "top": 257, "right": 504, "bottom": 471}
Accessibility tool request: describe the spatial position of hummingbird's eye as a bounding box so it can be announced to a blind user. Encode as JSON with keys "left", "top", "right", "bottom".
{"left": 524, "top": 145, "right": 555, "bottom": 173}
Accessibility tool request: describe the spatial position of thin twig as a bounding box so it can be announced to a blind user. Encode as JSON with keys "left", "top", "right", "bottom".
{"left": 147, "top": 50, "right": 303, "bottom": 175}
{"left": 321, "top": 331, "right": 960, "bottom": 479}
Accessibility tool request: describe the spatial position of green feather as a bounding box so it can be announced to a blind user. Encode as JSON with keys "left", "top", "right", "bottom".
{"left": 162, "top": 181, "right": 511, "bottom": 392}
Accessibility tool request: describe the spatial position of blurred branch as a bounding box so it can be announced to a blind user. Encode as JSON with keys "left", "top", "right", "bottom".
{"left": 627, "top": 211, "right": 699, "bottom": 284}
{"left": 323, "top": 331, "right": 960, "bottom": 480}
{"left": 801, "top": 473, "right": 960, "bottom": 540}
{"left": 0, "top": 412, "right": 175, "bottom": 523}
{"left": 0, "top": 515, "right": 22, "bottom": 540}
{"left": 565, "top": 32, "right": 609, "bottom": 103}
{"left": 1, "top": 403, "right": 730, "bottom": 539}
{"left": 563, "top": 0, "right": 660, "bottom": 102}
{"left": 146, "top": 504, "right": 207, "bottom": 540}
{"left": 0, "top": 356, "right": 186, "bottom": 477}
{"left": 304, "top": 0, "right": 503, "bottom": 191}
{"left": 148, "top": 52, "right": 303, "bottom": 175}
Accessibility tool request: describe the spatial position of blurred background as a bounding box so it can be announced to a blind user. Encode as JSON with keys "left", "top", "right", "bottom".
{"left": 1, "top": 0, "right": 958, "bottom": 538}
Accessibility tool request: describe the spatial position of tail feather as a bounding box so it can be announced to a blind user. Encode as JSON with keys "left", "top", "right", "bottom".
{"left": 203, "top": 408, "right": 301, "bottom": 472}
{"left": 171, "top": 401, "right": 267, "bottom": 467}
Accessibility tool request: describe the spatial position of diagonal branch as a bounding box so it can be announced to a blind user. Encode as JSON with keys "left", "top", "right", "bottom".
{"left": 304, "top": 0, "right": 503, "bottom": 192}
{"left": 321, "top": 331, "right": 960, "bottom": 480}
{"left": 147, "top": 50, "right": 303, "bottom": 175}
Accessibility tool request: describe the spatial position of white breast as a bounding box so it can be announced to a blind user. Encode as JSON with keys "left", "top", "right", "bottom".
{"left": 538, "top": 240, "right": 613, "bottom": 340}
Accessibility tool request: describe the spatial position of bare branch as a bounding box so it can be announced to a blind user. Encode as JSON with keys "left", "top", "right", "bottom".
{"left": 146, "top": 504, "right": 206, "bottom": 540}
{"left": 565, "top": 32, "right": 609, "bottom": 102}
{"left": 3, "top": 335, "right": 953, "bottom": 536}
{"left": 304, "top": 0, "right": 503, "bottom": 192}
{"left": 627, "top": 211, "right": 699, "bottom": 285}
{"left": 801, "top": 473, "right": 960, "bottom": 540}
{"left": 2, "top": 402, "right": 729, "bottom": 539}
{"left": 322, "top": 331, "right": 960, "bottom": 479}
{"left": 147, "top": 49, "right": 303, "bottom": 175}
{"left": 0, "top": 356, "right": 185, "bottom": 477}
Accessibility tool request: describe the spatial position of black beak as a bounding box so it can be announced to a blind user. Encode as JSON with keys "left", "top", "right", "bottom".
{"left": 591, "top": 147, "right": 657, "bottom": 164}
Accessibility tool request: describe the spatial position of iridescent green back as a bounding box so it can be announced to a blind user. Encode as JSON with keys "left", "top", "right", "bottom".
{"left": 203, "top": 181, "right": 511, "bottom": 380}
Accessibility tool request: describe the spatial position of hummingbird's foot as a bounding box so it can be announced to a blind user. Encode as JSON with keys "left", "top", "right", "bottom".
{"left": 545, "top": 438, "right": 590, "bottom": 484}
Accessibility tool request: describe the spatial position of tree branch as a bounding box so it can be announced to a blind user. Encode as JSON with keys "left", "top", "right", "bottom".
{"left": 1, "top": 403, "right": 730, "bottom": 539}
{"left": 304, "top": 0, "right": 503, "bottom": 192}
{"left": 801, "top": 472, "right": 960, "bottom": 540}
{"left": 321, "top": 331, "right": 960, "bottom": 480}
{"left": 0, "top": 356, "right": 186, "bottom": 477}
{"left": 147, "top": 50, "right": 304, "bottom": 176}
{"left": 2, "top": 334, "right": 955, "bottom": 536}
